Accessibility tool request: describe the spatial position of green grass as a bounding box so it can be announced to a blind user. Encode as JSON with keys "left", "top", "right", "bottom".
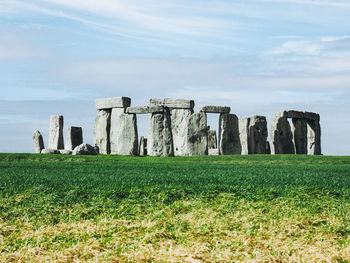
{"left": 0, "top": 153, "right": 350, "bottom": 262}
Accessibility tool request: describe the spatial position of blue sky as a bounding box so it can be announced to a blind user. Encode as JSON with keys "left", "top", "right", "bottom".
{"left": 0, "top": 0, "right": 349, "bottom": 155}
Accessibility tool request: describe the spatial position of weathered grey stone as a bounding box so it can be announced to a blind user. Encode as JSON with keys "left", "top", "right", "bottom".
{"left": 41, "top": 149, "right": 60, "bottom": 154}
{"left": 94, "top": 110, "right": 111, "bottom": 154}
{"left": 110, "top": 108, "right": 138, "bottom": 155}
{"left": 187, "top": 112, "right": 208, "bottom": 155}
{"left": 126, "top": 106, "right": 149, "bottom": 114}
{"left": 304, "top": 112, "right": 320, "bottom": 121}
{"left": 208, "top": 130, "right": 217, "bottom": 149}
{"left": 208, "top": 148, "right": 219, "bottom": 155}
{"left": 286, "top": 110, "right": 304, "bottom": 119}
{"left": 149, "top": 105, "right": 164, "bottom": 113}
{"left": 238, "top": 117, "right": 250, "bottom": 155}
{"left": 219, "top": 113, "right": 241, "bottom": 155}
{"left": 149, "top": 98, "right": 194, "bottom": 109}
{"left": 148, "top": 109, "right": 174, "bottom": 156}
{"left": 139, "top": 136, "right": 147, "bottom": 156}
{"left": 33, "top": 130, "right": 44, "bottom": 153}
{"left": 306, "top": 119, "right": 321, "bottom": 155}
{"left": 291, "top": 118, "right": 307, "bottom": 154}
{"left": 248, "top": 116, "right": 268, "bottom": 154}
{"left": 59, "top": 150, "right": 72, "bottom": 155}
{"left": 170, "top": 109, "right": 193, "bottom": 156}
{"left": 270, "top": 111, "right": 295, "bottom": 154}
{"left": 95, "top": 97, "right": 131, "bottom": 110}
{"left": 72, "top": 143, "right": 97, "bottom": 155}
{"left": 65, "top": 126, "right": 83, "bottom": 151}
{"left": 48, "top": 115, "right": 64, "bottom": 150}
{"left": 200, "top": 106, "right": 230, "bottom": 114}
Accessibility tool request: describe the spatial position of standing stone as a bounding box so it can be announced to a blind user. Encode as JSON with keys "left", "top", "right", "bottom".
{"left": 139, "top": 136, "right": 147, "bottom": 156}
{"left": 219, "top": 113, "right": 241, "bottom": 155}
{"left": 306, "top": 119, "right": 321, "bottom": 155}
{"left": 48, "top": 115, "right": 64, "bottom": 150}
{"left": 208, "top": 130, "right": 217, "bottom": 149}
{"left": 266, "top": 141, "right": 271, "bottom": 154}
{"left": 248, "top": 116, "right": 268, "bottom": 154}
{"left": 110, "top": 108, "right": 138, "bottom": 155}
{"left": 170, "top": 108, "right": 193, "bottom": 156}
{"left": 238, "top": 117, "right": 250, "bottom": 155}
{"left": 148, "top": 109, "right": 174, "bottom": 157}
{"left": 33, "top": 130, "right": 44, "bottom": 153}
{"left": 270, "top": 111, "right": 295, "bottom": 154}
{"left": 291, "top": 118, "right": 307, "bottom": 154}
{"left": 94, "top": 110, "right": 111, "bottom": 154}
{"left": 187, "top": 112, "right": 208, "bottom": 155}
{"left": 65, "top": 126, "right": 83, "bottom": 151}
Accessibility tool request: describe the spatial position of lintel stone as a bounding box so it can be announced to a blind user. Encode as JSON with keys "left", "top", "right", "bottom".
{"left": 304, "top": 112, "right": 320, "bottom": 121}
{"left": 126, "top": 106, "right": 149, "bottom": 114}
{"left": 200, "top": 106, "right": 230, "bottom": 114}
{"left": 95, "top": 97, "right": 131, "bottom": 110}
{"left": 149, "top": 98, "right": 194, "bottom": 109}
{"left": 286, "top": 110, "right": 304, "bottom": 119}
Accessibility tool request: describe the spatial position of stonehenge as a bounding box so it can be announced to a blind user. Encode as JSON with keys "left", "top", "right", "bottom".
{"left": 33, "top": 96, "right": 322, "bottom": 156}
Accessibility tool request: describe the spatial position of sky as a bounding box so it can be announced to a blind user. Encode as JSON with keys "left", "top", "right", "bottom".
{"left": 0, "top": 0, "right": 349, "bottom": 155}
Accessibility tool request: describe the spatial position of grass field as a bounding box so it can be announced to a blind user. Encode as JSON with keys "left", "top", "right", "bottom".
{"left": 0, "top": 153, "right": 350, "bottom": 262}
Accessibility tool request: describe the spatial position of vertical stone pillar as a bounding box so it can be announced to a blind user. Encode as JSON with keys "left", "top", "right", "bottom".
{"left": 110, "top": 108, "right": 138, "bottom": 155}
{"left": 139, "top": 136, "right": 147, "bottom": 156}
{"left": 148, "top": 108, "right": 174, "bottom": 157}
{"left": 270, "top": 111, "right": 295, "bottom": 154}
{"left": 33, "top": 130, "right": 45, "bottom": 153}
{"left": 248, "top": 116, "right": 268, "bottom": 154}
{"left": 65, "top": 126, "right": 83, "bottom": 151}
{"left": 187, "top": 112, "right": 208, "bottom": 155}
{"left": 239, "top": 117, "right": 250, "bottom": 155}
{"left": 291, "top": 118, "right": 307, "bottom": 154}
{"left": 208, "top": 130, "right": 217, "bottom": 149}
{"left": 48, "top": 115, "right": 64, "bottom": 150}
{"left": 306, "top": 119, "right": 321, "bottom": 155}
{"left": 219, "top": 113, "right": 241, "bottom": 155}
{"left": 170, "top": 108, "right": 193, "bottom": 156}
{"left": 94, "top": 109, "right": 111, "bottom": 154}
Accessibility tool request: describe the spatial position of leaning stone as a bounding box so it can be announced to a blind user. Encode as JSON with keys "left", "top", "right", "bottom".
{"left": 208, "top": 130, "right": 217, "bottom": 149}
{"left": 139, "top": 136, "right": 147, "bottom": 156}
{"left": 95, "top": 97, "right": 131, "bottom": 110}
{"left": 219, "top": 113, "right": 241, "bottom": 155}
{"left": 94, "top": 110, "right": 111, "bottom": 154}
{"left": 208, "top": 148, "right": 219, "bottom": 155}
{"left": 48, "top": 115, "right": 64, "bottom": 150}
{"left": 148, "top": 109, "right": 174, "bottom": 156}
{"left": 306, "top": 119, "right": 321, "bottom": 155}
{"left": 65, "top": 126, "right": 83, "bottom": 151}
{"left": 286, "top": 110, "right": 304, "bottom": 119}
{"left": 200, "top": 106, "right": 230, "bottom": 114}
{"left": 270, "top": 111, "right": 295, "bottom": 154}
{"left": 170, "top": 108, "right": 193, "bottom": 156}
{"left": 291, "top": 118, "right": 307, "bottom": 154}
{"left": 238, "top": 117, "right": 250, "bottom": 155}
{"left": 126, "top": 106, "right": 149, "bottom": 114}
{"left": 41, "top": 149, "right": 60, "bottom": 154}
{"left": 33, "top": 130, "right": 45, "bottom": 153}
{"left": 110, "top": 108, "right": 138, "bottom": 155}
{"left": 149, "top": 98, "right": 194, "bottom": 109}
{"left": 72, "top": 144, "right": 97, "bottom": 155}
{"left": 59, "top": 150, "right": 72, "bottom": 155}
{"left": 248, "top": 116, "right": 268, "bottom": 154}
{"left": 187, "top": 112, "right": 208, "bottom": 155}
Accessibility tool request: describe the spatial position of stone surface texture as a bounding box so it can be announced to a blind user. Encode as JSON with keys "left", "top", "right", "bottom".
{"left": 170, "top": 108, "right": 193, "bottom": 156}
{"left": 149, "top": 98, "right": 194, "bottom": 109}
{"left": 208, "top": 148, "right": 219, "bottom": 155}
{"left": 65, "top": 126, "right": 83, "bottom": 151}
{"left": 126, "top": 106, "right": 149, "bottom": 114}
{"left": 270, "top": 111, "right": 295, "bottom": 154}
{"left": 48, "top": 115, "right": 64, "bottom": 150}
{"left": 110, "top": 108, "right": 138, "bottom": 155}
{"left": 238, "top": 117, "right": 250, "bottom": 155}
{"left": 41, "top": 149, "right": 60, "bottom": 154}
{"left": 306, "top": 119, "right": 321, "bottom": 155}
{"left": 94, "top": 110, "right": 111, "bottom": 154}
{"left": 291, "top": 118, "right": 307, "bottom": 154}
{"left": 95, "top": 97, "right": 131, "bottom": 110}
{"left": 59, "top": 150, "right": 72, "bottom": 154}
{"left": 208, "top": 130, "right": 217, "bottom": 149}
{"left": 72, "top": 143, "right": 97, "bottom": 155}
{"left": 200, "top": 106, "right": 230, "bottom": 114}
{"left": 33, "top": 130, "right": 44, "bottom": 153}
{"left": 248, "top": 116, "right": 268, "bottom": 154}
{"left": 186, "top": 112, "right": 208, "bottom": 155}
{"left": 148, "top": 109, "right": 174, "bottom": 156}
{"left": 219, "top": 113, "right": 241, "bottom": 155}
{"left": 139, "top": 136, "right": 147, "bottom": 156}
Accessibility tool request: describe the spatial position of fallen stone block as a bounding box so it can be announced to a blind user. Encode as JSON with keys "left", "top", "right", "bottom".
{"left": 48, "top": 115, "right": 64, "bottom": 150}
{"left": 95, "top": 97, "right": 131, "bottom": 110}
{"left": 219, "top": 113, "right": 241, "bottom": 155}
{"left": 200, "top": 106, "right": 230, "bottom": 114}
{"left": 208, "top": 148, "right": 219, "bottom": 155}
{"left": 41, "top": 149, "right": 60, "bottom": 154}
{"left": 59, "top": 150, "right": 72, "bottom": 155}
{"left": 94, "top": 110, "right": 111, "bottom": 154}
{"left": 65, "top": 126, "right": 83, "bottom": 151}
{"left": 72, "top": 143, "right": 97, "bottom": 155}
{"left": 33, "top": 130, "right": 45, "bottom": 153}
{"left": 149, "top": 98, "right": 194, "bottom": 109}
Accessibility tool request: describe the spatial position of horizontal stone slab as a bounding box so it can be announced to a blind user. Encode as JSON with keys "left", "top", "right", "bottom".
{"left": 95, "top": 97, "right": 131, "bottom": 110}
{"left": 149, "top": 105, "right": 164, "bottom": 113}
{"left": 286, "top": 110, "right": 304, "bottom": 119}
{"left": 149, "top": 98, "right": 194, "bottom": 109}
{"left": 284, "top": 110, "right": 320, "bottom": 121}
{"left": 126, "top": 106, "right": 150, "bottom": 114}
{"left": 304, "top": 111, "right": 320, "bottom": 121}
{"left": 200, "top": 106, "right": 231, "bottom": 114}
